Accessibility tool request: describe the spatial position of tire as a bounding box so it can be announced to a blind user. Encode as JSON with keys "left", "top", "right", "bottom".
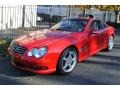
{"left": 56, "top": 47, "right": 78, "bottom": 75}
{"left": 105, "top": 35, "right": 114, "bottom": 51}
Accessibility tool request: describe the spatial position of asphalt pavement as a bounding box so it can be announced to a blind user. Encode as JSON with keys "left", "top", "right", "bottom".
{"left": 0, "top": 35, "right": 120, "bottom": 85}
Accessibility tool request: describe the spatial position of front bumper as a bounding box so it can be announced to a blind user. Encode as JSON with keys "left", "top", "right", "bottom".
{"left": 11, "top": 60, "right": 56, "bottom": 74}
{"left": 8, "top": 48, "right": 56, "bottom": 74}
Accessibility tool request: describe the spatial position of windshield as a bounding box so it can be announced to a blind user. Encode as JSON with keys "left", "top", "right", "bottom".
{"left": 50, "top": 19, "right": 88, "bottom": 32}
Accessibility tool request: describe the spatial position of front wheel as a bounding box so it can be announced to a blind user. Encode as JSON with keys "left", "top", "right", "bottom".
{"left": 57, "top": 48, "right": 78, "bottom": 75}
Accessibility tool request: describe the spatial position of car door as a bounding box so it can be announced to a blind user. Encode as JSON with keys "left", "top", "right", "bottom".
{"left": 96, "top": 21, "right": 108, "bottom": 49}
{"left": 88, "top": 21, "right": 100, "bottom": 55}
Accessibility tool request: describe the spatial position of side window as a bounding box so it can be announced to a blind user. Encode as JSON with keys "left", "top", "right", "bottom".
{"left": 89, "top": 21, "right": 98, "bottom": 31}
{"left": 97, "top": 21, "right": 106, "bottom": 30}
{"left": 102, "top": 22, "right": 107, "bottom": 28}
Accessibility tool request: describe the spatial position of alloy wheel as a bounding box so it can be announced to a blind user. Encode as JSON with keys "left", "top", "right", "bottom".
{"left": 62, "top": 51, "right": 77, "bottom": 73}
{"left": 108, "top": 36, "right": 114, "bottom": 50}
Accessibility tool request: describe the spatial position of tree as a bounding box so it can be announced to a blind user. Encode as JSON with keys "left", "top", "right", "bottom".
{"left": 94, "top": 5, "right": 120, "bottom": 23}
{"left": 73, "top": 5, "right": 95, "bottom": 16}
{"left": 73, "top": 5, "right": 120, "bottom": 23}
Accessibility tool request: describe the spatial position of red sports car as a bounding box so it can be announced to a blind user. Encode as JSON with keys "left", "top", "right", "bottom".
{"left": 8, "top": 17, "right": 115, "bottom": 75}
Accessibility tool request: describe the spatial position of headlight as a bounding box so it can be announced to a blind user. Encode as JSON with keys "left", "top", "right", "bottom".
{"left": 28, "top": 47, "right": 48, "bottom": 58}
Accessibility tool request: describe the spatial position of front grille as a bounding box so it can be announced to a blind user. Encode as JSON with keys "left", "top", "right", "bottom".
{"left": 10, "top": 42, "right": 27, "bottom": 55}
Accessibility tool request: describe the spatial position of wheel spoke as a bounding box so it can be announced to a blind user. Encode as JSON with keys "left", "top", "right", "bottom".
{"left": 71, "top": 57, "right": 76, "bottom": 62}
{"left": 63, "top": 63, "right": 68, "bottom": 70}
{"left": 68, "top": 52, "right": 72, "bottom": 59}
{"left": 63, "top": 57, "right": 68, "bottom": 62}
{"left": 68, "top": 64, "right": 72, "bottom": 69}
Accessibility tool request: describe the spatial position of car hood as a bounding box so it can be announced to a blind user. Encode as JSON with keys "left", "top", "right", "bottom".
{"left": 14, "top": 29, "right": 72, "bottom": 48}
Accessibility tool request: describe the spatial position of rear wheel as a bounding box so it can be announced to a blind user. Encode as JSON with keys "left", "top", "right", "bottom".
{"left": 106, "top": 35, "right": 114, "bottom": 51}
{"left": 57, "top": 48, "right": 78, "bottom": 75}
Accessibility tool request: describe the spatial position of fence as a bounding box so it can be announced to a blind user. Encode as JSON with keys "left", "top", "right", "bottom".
{"left": 0, "top": 5, "right": 116, "bottom": 39}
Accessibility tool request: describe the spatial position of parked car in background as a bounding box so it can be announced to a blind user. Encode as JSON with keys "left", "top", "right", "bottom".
{"left": 8, "top": 17, "right": 115, "bottom": 75}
